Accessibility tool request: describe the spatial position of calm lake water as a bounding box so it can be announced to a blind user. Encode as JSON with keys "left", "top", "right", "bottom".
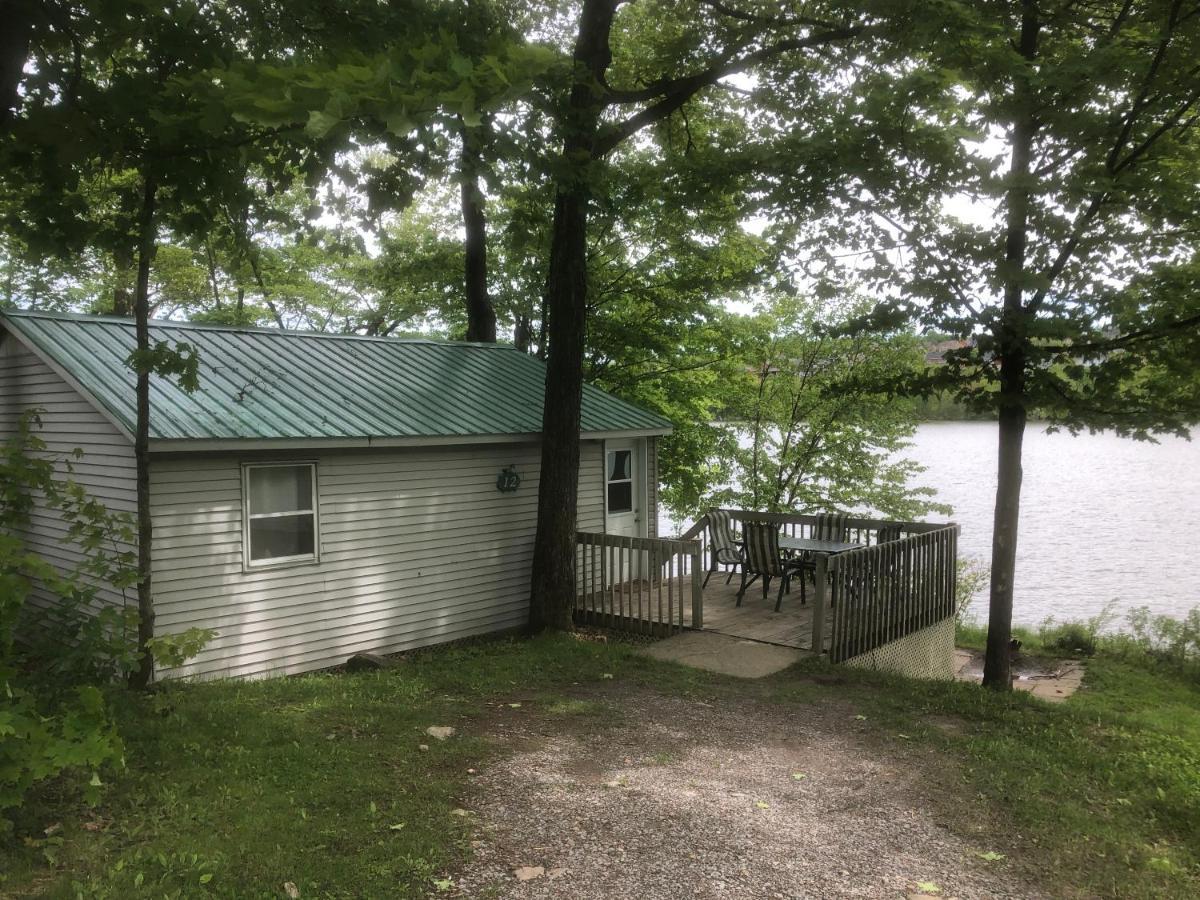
{"left": 908, "top": 422, "right": 1200, "bottom": 626}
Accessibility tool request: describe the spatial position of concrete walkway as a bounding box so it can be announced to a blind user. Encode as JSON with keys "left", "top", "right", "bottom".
{"left": 639, "top": 630, "right": 807, "bottom": 678}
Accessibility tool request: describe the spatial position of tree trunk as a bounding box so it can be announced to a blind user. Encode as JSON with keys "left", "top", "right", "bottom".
{"left": 984, "top": 382, "right": 1026, "bottom": 689}
{"left": 128, "top": 167, "right": 158, "bottom": 690}
{"left": 459, "top": 116, "right": 496, "bottom": 342}
{"left": 513, "top": 314, "right": 532, "bottom": 353}
{"left": 0, "top": 0, "right": 32, "bottom": 128}
{"left": 528, "top": 0, "right": 618, "bottom": 631}
{"left": 983, "top": 0, "right": 1039, "bottom": 690}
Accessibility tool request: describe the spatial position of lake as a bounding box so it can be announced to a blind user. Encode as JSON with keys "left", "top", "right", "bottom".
{"left": 908, "top": 421, "right": 1200, "bottom": 627}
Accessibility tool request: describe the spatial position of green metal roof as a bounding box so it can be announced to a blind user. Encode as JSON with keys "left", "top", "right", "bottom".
{"left": 0, "top": 310, "right": 672, "bottom": 446}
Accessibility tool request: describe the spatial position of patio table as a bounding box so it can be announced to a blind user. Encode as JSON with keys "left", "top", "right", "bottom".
{"left": 777, "top": 535, "right": 864, "bottom": 556}
{"left": 775, "top": 534, "right": 865, "bottom": 654}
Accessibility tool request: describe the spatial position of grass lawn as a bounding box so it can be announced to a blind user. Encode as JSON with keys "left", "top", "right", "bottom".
{"left": 2, "top": 634, "right": 1199, "bottom": 898}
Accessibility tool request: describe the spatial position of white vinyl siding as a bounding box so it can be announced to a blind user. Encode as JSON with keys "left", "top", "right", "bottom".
{"left": 0, "top": 332, "right": 136, "bottom": 618}
{"left": 152, "top": 440, "right": 607, "bottom": 679}
{"left": 646, "top": 436, "right": 659, "bottom": 538}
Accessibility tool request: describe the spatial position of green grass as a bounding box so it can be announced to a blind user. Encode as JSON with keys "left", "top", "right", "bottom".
{"left": 3, "top": 634, "right": 1198, "bottom": 898}
{"left": 779, "top": 656, "right": 1200, "bottom": 898}
{"left": 2, "top": 635, "right": 706, "bottom": 899}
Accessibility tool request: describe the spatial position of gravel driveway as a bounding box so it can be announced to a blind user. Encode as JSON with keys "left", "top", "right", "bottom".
{"left": 448, "top": 683, "right": 1044, "bottom": 900}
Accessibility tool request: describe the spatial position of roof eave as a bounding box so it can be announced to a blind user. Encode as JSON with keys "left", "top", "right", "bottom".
{"left": 148, "top": 426, "right": 672, "bottom": 455}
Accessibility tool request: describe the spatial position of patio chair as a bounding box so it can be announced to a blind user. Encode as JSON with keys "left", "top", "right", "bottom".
{"left": 813, "top": 512, "right": 850, "bottom": 543}
{"left": 737, "top": 521, "right": 807, "bottom": 612}
{"left": 703, "top": 509, "right": 744, "bottom": 588}
{"left": 798, "top": 511, "right": 851, "bottom": 603}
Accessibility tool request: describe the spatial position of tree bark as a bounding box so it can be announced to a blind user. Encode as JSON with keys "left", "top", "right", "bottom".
{"left": 528, "top": 0, "right": 618, "bottom": 631}
{"left": 0, "top": 0, "right": 33, "bottom": 129}
{"left": 128, "top": 166, "right": 158, "bottom": 690}
{"left": 983, "top": 0, "right": 1039, "bottom": 690}
{"left": 459, "top": 116, "right": 496, "bottom": 342}
{"left": 514, "top": 314, "right": 533, "bottom": 352}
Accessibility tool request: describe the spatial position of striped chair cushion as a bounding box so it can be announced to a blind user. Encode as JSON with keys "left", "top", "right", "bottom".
{"left": 708, "top": 509, "right": 743, "bottom": 565}
{"left": 813, "top": 512, "right": 849, "bottom": 543}
{"left": 743, "top": 521, "right": 786, "bottom": 577}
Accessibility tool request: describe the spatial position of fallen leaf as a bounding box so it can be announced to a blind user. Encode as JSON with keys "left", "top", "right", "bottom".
{"left": 283, "top": 882, "right": 300, "bottom": 899}
{"left": 975, "top": 850, "right": 1005, "bottom": 862}
{"left": 508, "top": 703, "right": 522, "bottom": 708}
{"left": 514, "top": 866, "right": 545, "bottom": 881}
{"left": 755, "top": 801, "right": 770, "bottom": 809}
{"left": 791, "top": 773, "right": 806, "bottom": 781}
{"left": 389, "top": 823, "right": 406, "bottom": 831}
{"left": 451, "top": 808, "right": 469, "bottom": 817}
{"left": 854, "top": 714, "right": 868, "bottom": 721}
{"left": 915, "top": 881, "right": 941, "bottom": 894}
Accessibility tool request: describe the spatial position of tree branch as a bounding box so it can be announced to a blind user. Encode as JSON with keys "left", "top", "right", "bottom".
{"left": 1041, "top": 310, "right": 1200, "bottom": 355}
{"left": 595, "top": 23, "right": 876, "bottom": 156}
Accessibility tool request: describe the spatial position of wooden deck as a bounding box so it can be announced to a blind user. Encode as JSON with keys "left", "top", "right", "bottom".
{"left": 678, "top": 575, "right": 832, "bottom": 650}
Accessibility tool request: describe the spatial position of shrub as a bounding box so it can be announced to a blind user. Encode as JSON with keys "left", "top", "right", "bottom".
{"left": 1, "top": 412, "right": 213, "bottom": 831}
{"left": 955, "top": 555, "right": 988, "bottom": 625}
{"left": 1109, "top": 606, "right": 1200, "bottom": 677}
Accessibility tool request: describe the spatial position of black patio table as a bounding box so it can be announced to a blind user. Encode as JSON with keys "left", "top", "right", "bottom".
{"left": 777, "top": 535, "right": 864, "bottom": 556}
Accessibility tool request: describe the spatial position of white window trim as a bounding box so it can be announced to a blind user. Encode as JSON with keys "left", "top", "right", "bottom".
{"left": 241, "top": 461, "right": 321, "bottom": 571}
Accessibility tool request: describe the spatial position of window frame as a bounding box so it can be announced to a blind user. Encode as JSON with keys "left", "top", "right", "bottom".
{"left": 605, "top": 447, "right": 635, "bottom": 515}
{"left": 241, "top": 461, "right": 321, "bottom": 571}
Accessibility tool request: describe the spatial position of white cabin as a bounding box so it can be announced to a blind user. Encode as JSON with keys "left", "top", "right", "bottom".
{"left": 0, "top": 310, "right": 670, "bottom": 679}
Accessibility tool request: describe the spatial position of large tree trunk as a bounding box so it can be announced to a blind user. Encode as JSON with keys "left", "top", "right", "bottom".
{"left": 459, "top": 117, "right": 496, "bottom": 342}
{"left": 528, "top": 0, "right": 618, "bottom": 631}
{"left": 0, "top": 0, "right": 33, "bottom": 128}
{"left": 127, "top": 168, "right": 158, "bottom": 690}
{"left": 983, "top": 0, "right": 1039, "bottom": 690}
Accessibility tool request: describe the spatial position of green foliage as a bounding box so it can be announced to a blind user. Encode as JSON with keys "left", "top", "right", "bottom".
{"left": 125, "top": 340, "right": 201, "bottom": 392}
{"left": 145, "top": 629, "right": 219, "bottom": 671}
{"left": 0, "top": 684, "right": 125, "bottom": 835}
{"left": 712, "top": 296, "right": 950, "bottom": 519}
{"left": 0, "top": 413, "right": 214, "bottom": 833}
{"left": 1109, "top": 607, "right": 1200, "bottom": 678}
{"left": 0, "top": 414, "right": 130, "bottom": 831}
{"left": 1038, "top": 601, "right": 1121, "bottom": 659}
{"left": 954, "top": 555, "right": 988, "bottom": 625}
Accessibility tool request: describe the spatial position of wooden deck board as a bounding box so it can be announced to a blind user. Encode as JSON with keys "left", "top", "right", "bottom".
{"left": 688, "top": 576, "right": 830, "bottom": 649}
{"left": 598, "top": 575, "right": 832, "bottom": 650}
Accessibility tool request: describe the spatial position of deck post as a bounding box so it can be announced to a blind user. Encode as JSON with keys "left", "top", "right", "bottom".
{"left": 812, "top": 555, "right": 828, "bottom": 653}
{"left": 690, "top": 541, "right": 703, "bottom": 630}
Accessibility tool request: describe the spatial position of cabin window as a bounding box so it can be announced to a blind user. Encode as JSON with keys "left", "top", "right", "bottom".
{"left": 606, "top": 449, "right": 634, "bottom": 513}
{"left": 242, "top": 463, "right": 318, "bottom": 567}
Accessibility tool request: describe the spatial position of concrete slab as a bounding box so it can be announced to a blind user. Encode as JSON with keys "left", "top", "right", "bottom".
{"left": 640, "top": 630, "right": 807, "bottom": 678}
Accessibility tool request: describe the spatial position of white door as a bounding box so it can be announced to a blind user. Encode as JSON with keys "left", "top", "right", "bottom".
{"left": 605, "top": 440, "right": 646, "bottom": 581}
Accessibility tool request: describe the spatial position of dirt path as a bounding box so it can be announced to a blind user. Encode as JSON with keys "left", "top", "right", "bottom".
{"left": 448, "top": 684, "right": 1044, "bottom": 899}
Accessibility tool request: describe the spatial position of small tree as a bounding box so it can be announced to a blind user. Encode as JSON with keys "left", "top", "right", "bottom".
{"left": 717, "top": 298, "right": 947, "bottom": 519}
